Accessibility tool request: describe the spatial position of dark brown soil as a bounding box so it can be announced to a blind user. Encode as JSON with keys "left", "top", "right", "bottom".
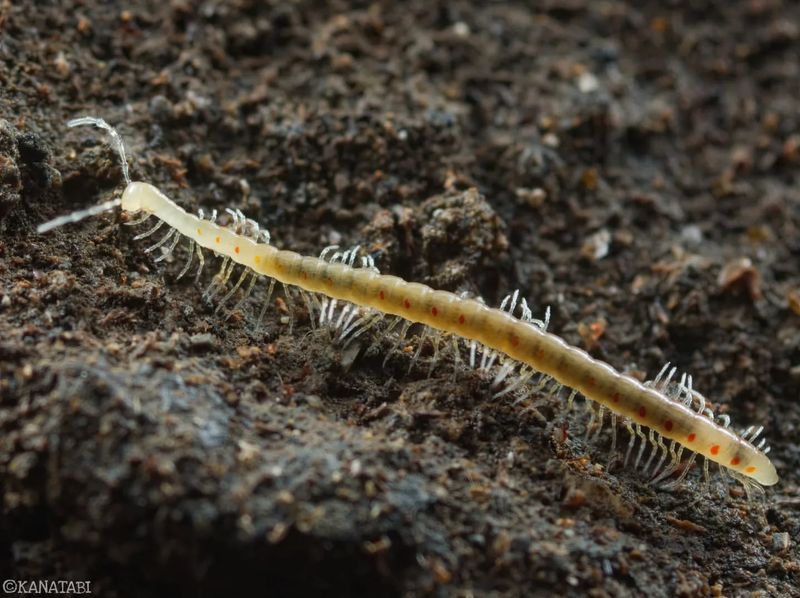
{"left": 1, "top": 1, "right": 799, "bottom": 596}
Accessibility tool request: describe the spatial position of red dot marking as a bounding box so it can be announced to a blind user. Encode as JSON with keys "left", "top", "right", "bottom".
{"left": 687, "top": 433, "right": 696, "bottom": 443}
{"left": 730, "top": 457, "right": 741, "bottom": 466}
{"left": 612, "top": 392, "right": 621, "bottom": 403}
{"left": 509, "top": 334, "right": 520, "bottom": 347}
{"left": 379, "top": 290, "right": 385, "bottom": 300}
{"left": 710, "top": 445, "right": 720, "bottom": 456}
{"left": 404, "top": 299, "right": 411, "bottom": 309}
{"left": 458, "top": 314, "right": 465, "bottom": 324}
{"left": 431, "top": 306, "right": 438, "bottom": 316}
{"left": 587, "top": 377, "right": 596, "bottom": 388}
{"left": 664, "top": 420, "right": 674, "bottom": 432}
{"left": 745, "top": 466, "right": 756, "bottom": 474}
{"left": 301, "top": 272, "right": 308, "bottom": 280}
{"left": 638, "top": 406, "right": 647, "bottom": 418}
{"left": 234, "top": 246, "right": 240, "bottom": 254}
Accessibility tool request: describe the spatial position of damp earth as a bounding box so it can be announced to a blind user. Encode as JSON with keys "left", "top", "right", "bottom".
{"left": 1, "top": 2, "right": 799, "bottom": 596}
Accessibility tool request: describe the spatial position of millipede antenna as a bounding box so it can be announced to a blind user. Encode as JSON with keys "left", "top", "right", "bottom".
{"left": 37, "top": 117, "right": 131, "bottom": 234}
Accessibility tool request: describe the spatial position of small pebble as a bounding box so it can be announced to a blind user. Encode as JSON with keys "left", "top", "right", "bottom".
{"left": 577, "top": 71, "right": 599, "bottom": 93}
{"left": 771, "top": 532, "right": 790, "bottom": 554}
{"left": 681, "top": 224, "right": 703, "bottom": 245}
{"left": 189, "top": 333, "right": 216, "bottom": 350}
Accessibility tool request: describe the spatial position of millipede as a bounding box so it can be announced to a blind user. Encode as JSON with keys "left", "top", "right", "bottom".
{"left": 38, "top": 117, "right": 779, "bottom": 498}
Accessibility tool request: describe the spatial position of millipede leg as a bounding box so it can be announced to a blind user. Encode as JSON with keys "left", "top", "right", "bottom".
{"left": 584, "top": 401, "right": 596, "bottom": 442}
{"left": 384, "top": 320, "right": 412, "bottom": 368}
{"left": 255, "top": 278, "right": 276, "bottom": 332}
{"left": 231, "top": 272, "right": 258, "bottom": 316}
{"left": 492, "top": 361, "right": 516, "bottom": 389}
{"left": 548, "top": 381, "right": 563, "bottom": 398}
{"left": 364, "top": 315, "right": 397, "bottom": 354}
{"left": 203, "top": 258, "right": 229, "bottom": 301}
{"left": 307, "top": 292, "right": 324, "bottom": 325}
{"left": 624, "top": 421, "right": 636, "bottom": 468}
{"left": 341, "top": 312, "right": 383, "bottom": 346}
{"left": 334, "top": 302, "right": 354, "bottom": 331}
{"left": 204, "top": 258, "right": 234, "bottom": 303}
{"left": 650, "top": 434, "right": 668, "bottom": 478}
{"left": 176, "top": 239, "right": 195, "bottom": 280}
{"left": 133, "top": 219, "right": 164, "bottom": 240}
{"left": 643, "top": 429, "right": 659, "bottom": 472}
{"left": 194, "top": 244, "right": 206, "bottom": 283}
{"left": 338, "top": 311, "right": 363, "bottom": 341}
{"left": 319, "top": 298, "right": 330, "bottom": 327}
{"left": 144, "top": 228, "right": 177, "bottom": 254}
{"left": 634, "top": 424, "right": 648, "bottom": 469}
{"left": 593, "top": 405, "right": 606, "bottom": 442}
{"left": 154, "top": 228, "right": 182, "bottom": 263}
{"left": 479, "top": 342, "right": 494, "bottom": 370}
{"left": 661, "top": 451, "right": 695, "bottom": 490}
{"left": 485, "top": 347, "right": 499, "bottom": 370}
{"left": 409, "top": 328, "right": 431, "bottom": 374}
{"left": 606, "top": 414, "right": 618, "bottom": 469}
{"left": 216, "top": 267, "right": 250, "bottom": 314}
{"left": 281, "top": 283, "right": 295, "bottom": 333}
{"left": 426, "top": 331, "right": 442, "bottom": 378}
{"left": 300, "top": 290, "right": 318, "bottom": 329}
{"left": 326, "top": 297, "right": 338, "bottom": 328}
{"left": 450, "top": 337, "right": 462, "bottom": 381}
{"left": 493, "top": 367, "right": 533, "bottom": 399}
{"left": 652, "top": 441, "right": 680, "bottom": 483}
{"left": 533, "top": 374, "right": 552, "bottom": 395}
{"left": 124, "top": 213, "right": 152, "bottom": 227}
{"left": 566, "top": 389, "right": 578, "bottom": 411}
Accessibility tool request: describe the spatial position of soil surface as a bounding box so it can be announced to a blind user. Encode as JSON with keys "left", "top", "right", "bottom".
{"left": 1, "top": 1, "right": 799, "bottom": 596}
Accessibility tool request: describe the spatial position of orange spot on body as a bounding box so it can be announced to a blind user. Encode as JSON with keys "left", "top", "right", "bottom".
{"left": 379, "top": 290, "right": 385, "bottom": 300}
{"left": 730, "top": 457, "right": 741, "bottom": 466}
{"left": 687, "top": 433, "right": 696, "bottom": 442}
{"left": 458, "top": 314, "right": 465, "bottom": 324}
{"left": 254, "top": 255, "right": 261, "bottom": 265}
{"left": 710, "top": 445, "right": 720, "bottom": 456}
{"left": 509, "top": 333, "right": 520, "bottom": 347}
{"left": 745, "top": 466, "right": 756, "bottom": 474}
{"left": 197, "top": 228, "right": 202, "bottom": 235}
{"left": 587, "top": 377, "right": 596, "bottom": 388}
{"left": 326, "top": 278, "right": 333, "bottom": 287}
{"left": 404, "top": 299, "right": 411, "bottom": 309}
{"left": 638, "top": 406, "right": 647, "bottom": 418}
{"left": 301, "top": 272, "right": 308, "bottom": 280}
{"left": 664, "top": 420, "right": 673, "bottom": 432}
{"left": 612, "top": 392, "right": 621, "bottom": 403}
{"left": 215, "top": 236, "right": 221, "bottom": 244}
{"left": 234, "top": 246, "right": 240, "bottom": 254}
{"left": 431, "top": 306, "right": 438, "bottom": 316}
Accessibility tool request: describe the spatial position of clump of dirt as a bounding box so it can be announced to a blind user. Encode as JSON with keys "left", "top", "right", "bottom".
{"left": 1, "top": 2, "right": 799, "bottom": 596}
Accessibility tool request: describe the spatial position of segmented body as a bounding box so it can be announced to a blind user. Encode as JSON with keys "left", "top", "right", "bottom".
{"left": 120, "top": 181, "right": 779, "bottom": 487}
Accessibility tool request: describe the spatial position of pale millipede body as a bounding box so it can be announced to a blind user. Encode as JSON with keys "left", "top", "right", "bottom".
{"left": 39, "top": 118, "right": 779, "bottom": 493}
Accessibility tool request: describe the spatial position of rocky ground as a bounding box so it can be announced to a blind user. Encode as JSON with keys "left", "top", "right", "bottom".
{"left": 0, "top": 1, "right": 799, "bottom": 596}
